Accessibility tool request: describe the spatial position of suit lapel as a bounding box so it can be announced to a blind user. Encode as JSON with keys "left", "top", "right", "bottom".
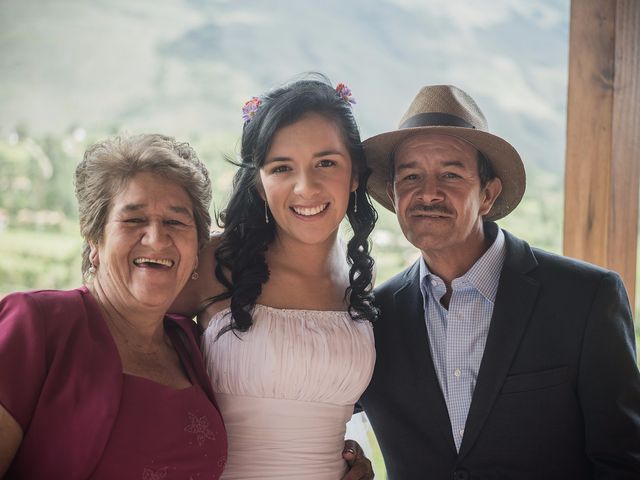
{"left": 394, "top": 261, "right": 456, "bottom": 452}
{"left": 458, "top": 230, "right": 540, "bottom": 459}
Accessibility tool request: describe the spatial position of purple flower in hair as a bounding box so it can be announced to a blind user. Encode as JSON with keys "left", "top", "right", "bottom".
{"left": 242, "top": 96, "right": 262, "bottom": 123}
{"left": 335, "top": 83, "right": 356, "bottom": 106}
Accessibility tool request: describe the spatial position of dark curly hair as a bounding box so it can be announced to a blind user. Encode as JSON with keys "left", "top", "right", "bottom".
{"left": 211, "top": 75, "right": 379, "bottom": 334}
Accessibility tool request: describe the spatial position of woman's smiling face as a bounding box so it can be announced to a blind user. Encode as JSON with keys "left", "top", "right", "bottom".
{"left": 259, "top": 113, "right": 358, "bottom": 247}
{"left": 90, "top": 171, "right": 199, "bottom": 314}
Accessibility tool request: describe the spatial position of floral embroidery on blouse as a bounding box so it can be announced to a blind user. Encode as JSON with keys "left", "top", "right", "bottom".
{"left": 184, "top": 412, "right": 216, "bottom": 446}
{"left": 142, "top": 466, "right": 168, "bottom": 480}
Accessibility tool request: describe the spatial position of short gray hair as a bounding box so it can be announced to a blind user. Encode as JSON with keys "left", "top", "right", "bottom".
{"left": 75, "top": 133, "right": 212, "bottom": 280}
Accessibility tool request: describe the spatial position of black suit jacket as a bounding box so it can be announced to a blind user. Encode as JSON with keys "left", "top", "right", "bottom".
{"left": 359, "top": 227, "right": 640, "bottom": 479}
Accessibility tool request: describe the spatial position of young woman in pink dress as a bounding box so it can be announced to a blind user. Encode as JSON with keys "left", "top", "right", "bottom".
{"left": 175, "top": 76, "right": 378, "bottom": 479}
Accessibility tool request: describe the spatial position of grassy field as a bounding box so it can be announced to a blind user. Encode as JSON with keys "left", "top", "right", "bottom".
{"left": 0, "top": 226, "right": 82, "bottom": 294}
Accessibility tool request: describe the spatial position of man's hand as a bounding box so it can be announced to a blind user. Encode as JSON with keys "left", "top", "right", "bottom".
{"left": 341, "top": 439, "right": 374, "bottom": 479}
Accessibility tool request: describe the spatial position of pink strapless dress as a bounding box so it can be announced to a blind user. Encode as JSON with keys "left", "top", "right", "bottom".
{"left": 202, "top": 305, "right": 375, "bottom": 480}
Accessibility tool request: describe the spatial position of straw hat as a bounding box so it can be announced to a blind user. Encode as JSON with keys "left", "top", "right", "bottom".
{"left": 364, "top": 85, "right": 525, "bottom": 220}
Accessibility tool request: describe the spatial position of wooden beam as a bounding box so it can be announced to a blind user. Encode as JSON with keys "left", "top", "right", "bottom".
{"left": 564, "top": 0, "right": 640, "bottom": 309}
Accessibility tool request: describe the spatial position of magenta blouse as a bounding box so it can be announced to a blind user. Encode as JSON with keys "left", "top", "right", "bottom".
{"left": 0, "top": 287, "right": 227, "bottom": 479}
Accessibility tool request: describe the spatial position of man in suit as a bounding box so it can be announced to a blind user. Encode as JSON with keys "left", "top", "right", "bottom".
{"left": 359, "top": 85, "right": 640, "bottom": 479}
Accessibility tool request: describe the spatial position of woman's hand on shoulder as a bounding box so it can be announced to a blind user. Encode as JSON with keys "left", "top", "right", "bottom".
{"left": 170, "top": 232, "right": 226, "bottom": 319}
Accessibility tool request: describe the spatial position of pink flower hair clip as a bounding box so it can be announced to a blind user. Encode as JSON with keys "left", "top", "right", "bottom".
{"left": 242, "top": 96, "right": 262, "bottom": 124}
{"left": 335, "top": 83, "right": 356, "bottom": 107}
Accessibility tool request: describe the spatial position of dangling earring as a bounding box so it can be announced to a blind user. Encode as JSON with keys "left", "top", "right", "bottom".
{"left": 264, "top": 200, "right": 269, "bottom": 224}
{"left": 191, "top": 257, "right": 199, "bottom": 280}
{"left": 88, "top": 263, "right": 96, "bottom": 275}
{"left": 353, "top": 191, "right": 358, "bottom": 213}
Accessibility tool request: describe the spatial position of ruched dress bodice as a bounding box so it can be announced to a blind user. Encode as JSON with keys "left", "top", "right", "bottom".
{"left": 202, "top": 304, "right": 375, "bottom": 480}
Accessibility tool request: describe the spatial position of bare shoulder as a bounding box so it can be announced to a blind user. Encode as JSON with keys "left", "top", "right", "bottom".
{"left": 171, "top": 234, "right": 228, "bottom": 318}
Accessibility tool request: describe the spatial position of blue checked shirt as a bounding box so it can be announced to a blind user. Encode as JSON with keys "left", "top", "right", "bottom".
{"left": 419, "top": 227, "right": 506, "bottom": 451}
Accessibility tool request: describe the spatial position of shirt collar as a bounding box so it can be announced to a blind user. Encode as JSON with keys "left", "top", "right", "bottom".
{"left": 419, "top": 222, "right": 506, "bottom": 303}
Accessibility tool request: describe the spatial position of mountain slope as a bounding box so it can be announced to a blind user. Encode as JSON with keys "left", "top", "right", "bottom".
{"left": 0, "top": 0, "right": 569, "bottom": 172}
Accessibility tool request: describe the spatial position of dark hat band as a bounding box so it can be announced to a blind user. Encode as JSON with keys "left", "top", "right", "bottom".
{"left": 400, "top": 112, "right": 476, "bottom": 130}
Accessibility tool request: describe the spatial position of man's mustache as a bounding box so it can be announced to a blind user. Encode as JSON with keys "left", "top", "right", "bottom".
{"left": 409, "top": 204, "right": 453, "bottom": 216}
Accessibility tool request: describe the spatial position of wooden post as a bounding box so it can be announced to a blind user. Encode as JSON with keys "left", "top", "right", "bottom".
{"left": 564, "top": 0, "right": 640, "bottom": 310}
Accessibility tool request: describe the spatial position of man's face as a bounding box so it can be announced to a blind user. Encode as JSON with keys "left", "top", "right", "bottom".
{"left": 387, "top": 133, "right": 502, "bottom": 257}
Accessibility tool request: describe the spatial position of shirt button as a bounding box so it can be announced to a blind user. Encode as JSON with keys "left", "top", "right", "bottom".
{"left": 454, "top": 468, "right": 469, "bottom": 480}
{"left": 459, "top": 428, "right": 465, "bottom": 437}
{"left": 454, "top": 368, "right": 461, "bottom": 378}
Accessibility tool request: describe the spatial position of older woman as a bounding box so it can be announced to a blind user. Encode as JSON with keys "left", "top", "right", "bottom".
{"left": 0, "top": 134, "right": 227, "bottom": 479}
